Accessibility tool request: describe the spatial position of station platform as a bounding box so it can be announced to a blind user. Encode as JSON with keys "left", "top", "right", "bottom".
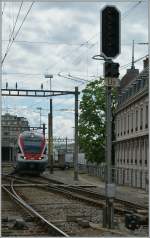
{"left": 44, "top": 168, "right": 148, "bottom": 207}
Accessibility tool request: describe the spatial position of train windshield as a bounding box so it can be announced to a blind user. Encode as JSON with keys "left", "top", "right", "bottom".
{"left": 23, "top": 137, "right": 43, "bottom": 153}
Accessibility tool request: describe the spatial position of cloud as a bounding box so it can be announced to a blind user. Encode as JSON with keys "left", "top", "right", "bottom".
{"left": 2, "top": 1, "right": 148, "bottom": 138}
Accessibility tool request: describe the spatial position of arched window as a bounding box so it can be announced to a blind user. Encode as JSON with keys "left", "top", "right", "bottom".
{"left": 131, "top": 111, "right": 133, "bottom": 132}
{"left": 145, "top": 105, "right": 148, "bottom": 129}
{"left": 124, "top": 115, "right": 126, "bottom": 134}
{"left": 136, "top": 109, "right": 138, "bottom": 131}
{"left": 127, "top": 114, "right": 129, "bottom": 133}
{"left": 140, "top": 107, "right": 143, "bottom": 130}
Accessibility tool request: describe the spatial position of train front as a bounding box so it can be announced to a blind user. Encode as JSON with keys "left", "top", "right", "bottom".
{"left": 16, "top": 131, "right": 48, "bottom": 174}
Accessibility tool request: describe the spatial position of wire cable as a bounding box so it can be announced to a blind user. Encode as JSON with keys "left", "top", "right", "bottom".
{"left": 122, "top": 1, "right": 142, "bottom": 19}
{"left": 2, "top": 2, "right": 34, "bottom": 65}
{"left": 2, "top": 40, "right": 95, "bottom": 46}
{"left": 45, "top": 1, "right": 143, "bottom": 72}
{"left": 2, "top": 2, "right": 6, "bottom": 15}
{"left": 3, "top": 1, "right": 24, "bottom": 62}
{"left": 120, "top": 54, "right": 149, "bottom": 69}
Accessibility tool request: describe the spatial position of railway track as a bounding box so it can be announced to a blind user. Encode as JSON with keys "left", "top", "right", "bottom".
{"left": 2, "top": 173, "right": 148, "bottom": 236}
{"left": 2, "top": 178, "right": 69, "bottom": 237}
{"left": 2, "top": 176, "right": 107, "bottom": 236}
{"left": 2, "top": 173, "right": 148, "bottom": 215}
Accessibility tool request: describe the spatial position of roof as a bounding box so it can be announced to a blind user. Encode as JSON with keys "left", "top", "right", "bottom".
{"left": 120, "top": 68, "right": 139, "bottom": 89}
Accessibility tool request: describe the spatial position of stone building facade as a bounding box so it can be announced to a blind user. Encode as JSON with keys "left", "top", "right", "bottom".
{"left": 1, "top": 113, "right": 30, "bottom": 161}
{"left": 114, "top": 58, "right": 149, "bottom": 189}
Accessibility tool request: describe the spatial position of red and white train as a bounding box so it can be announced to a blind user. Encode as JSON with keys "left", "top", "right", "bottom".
{"left": 16, "top": 131, "right": 48, "bottom": 174}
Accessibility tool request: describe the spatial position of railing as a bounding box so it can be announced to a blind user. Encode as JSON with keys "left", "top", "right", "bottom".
{"left": 78, "top": 164, "right": 148, "bottom": 191}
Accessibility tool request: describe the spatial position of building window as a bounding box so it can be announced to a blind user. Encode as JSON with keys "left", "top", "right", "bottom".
{"left": 127, "top": 114, "right": 129, "bottom": 133}
{"left": 127, "top": 143, "right": 129, "bottom": 163}
{"left": 140, "top": 108, "right": 143, "bottom": 130}
{"left": 135, "top": 109, "right": 138, "bottom": 131}
{"left": 131, "top": 111, "right": 133, "bottom": 132}
{"left": 124, "top": 116, "right": 126, "bottom": 134}
{"left": 143, "top": 78, "right": 146, "bottom": 87}
{"left": 145, "top": 140, "right": 147, "bottom": 166}
{"left": 4, "top": 132, "right": 9, "bottom": 136}
{"left": 135, "top": 142, "right": 138, "bottom": 164}
{"left": 120, "top": 143, "right": 122, "bottom": 162}
{"left": 131, "top": 142, "right": 133, "bottom": 163}
{"left": 121, "top": 117, "right": 122, "bottom": 135}
{"left": 118, "top": 119, "right": 120, "bottom": 136}
{"left": 145, "top": 105, "right": 148, "bottom": 128}
{"left": 140, "top": 141, "right": 143, "bottom": 166}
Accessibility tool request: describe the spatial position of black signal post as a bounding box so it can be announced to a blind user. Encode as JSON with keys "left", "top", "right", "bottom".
{"left": 101, "top": 6, "right": 120, "bottom": 59}
{"left": 101, "top": 5, "right": 121, "bottom": 229}
{"left": 104, "top": 62, "right": 120, "bottom": 78}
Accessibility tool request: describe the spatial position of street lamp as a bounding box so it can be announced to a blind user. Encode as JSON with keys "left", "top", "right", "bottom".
{"left": 37, "top": 107, "right": 42, "bottom": 127}
{"left": 45, "top": 74, "right": 53, "bottom": 91}
{"left": 44, "top": 74, "right": 53, "bottom": 174}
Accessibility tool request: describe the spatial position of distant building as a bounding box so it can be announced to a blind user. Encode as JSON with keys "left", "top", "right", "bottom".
{"left": 114, "top": 57, "right": 149, "bottom": 189}
{"left": 1, "top": 113, "right": 30, "bottom": 161}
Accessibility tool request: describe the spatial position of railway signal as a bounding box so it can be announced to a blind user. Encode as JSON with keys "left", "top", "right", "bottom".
{"left": 104, "top": 61, "right": 120, "bottom": 78}
{"left": 101, "top": 5, "right": 121, "bottom": 229}
{"left": 101, "top": 6, "right": 120, "bottom": 59}
{"left": 104, "top": 61, "right": 120, "bottom": 87}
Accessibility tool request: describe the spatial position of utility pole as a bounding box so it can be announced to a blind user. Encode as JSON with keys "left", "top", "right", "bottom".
{"left": 37, "top": 107, "right": 42, "bottom": 127}
{"left": 65, "top": 137, "right": 68, "bottom": 152}
{"left": 74, "top": 86, "right": 79, "bottom": 181}
{"left": 48, "top": 113, "right": 51, "bottom": 172}
{"left": 102, "top": 7, "right": 120, "bottom": 228}
{"left": 43, "top": 123, "right": 45, "bottom": 137}
{"left": 45, "top": 74, "right": 53, "bottom": 93}
{"left": 98, "top": 6, "right": 120, "bottom": 229}
{"left": 45, "top": 74, "right": 54, "bottom": 174}
{"left": 49, "top": 99, "right": 53, "bottom": 173}
{"left": 104, "top": 70, "right": 115, "bottom": 228}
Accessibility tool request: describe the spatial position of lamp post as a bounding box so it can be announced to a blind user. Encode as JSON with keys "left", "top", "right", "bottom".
{"left": 45, "top": 74, "right": 53, "bottom": 93}
{"left": 37, "top": 107, "right": 42, "bottom": 127}
{"left": 44, "top": 74, "right": 53, "bottom": 174}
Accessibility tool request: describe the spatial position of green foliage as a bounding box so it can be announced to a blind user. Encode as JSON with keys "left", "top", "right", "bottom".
{"left": 79, "top": 79, "right": 117, "bottom": 164}
{"left": 79, "top": 79, "right": 106, "bottom": 164}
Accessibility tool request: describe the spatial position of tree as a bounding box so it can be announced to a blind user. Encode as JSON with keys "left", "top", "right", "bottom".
{"left": 79, "top": 78, "right": 117, "bottom": 164}
{"left": 79, "top": 79, "right": 106, "bottom": 164}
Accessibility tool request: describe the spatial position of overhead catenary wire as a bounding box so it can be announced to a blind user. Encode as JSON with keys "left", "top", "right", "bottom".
{"left": 45, "top": 0, "right": 143, "bottom": 73}
{"left": 58, "top": 73, "right": 85, "bottom": 85}
{"left": 120, "top": 54, "right": 149, "bottom": 69}
{"left": 2, "top": 2, "right": 6, "bottom": 15}
{"left": 2, "top": 1, "right": 147, "bottom": 94}
{"left": 2, "top": 2, "right": 34, "bottom": 65}
{"left": 122, "top": 1, "right": 142, "bottom": 18}
{"left": 2, "top": 40, "right": 95, "bottom": 46}
{"left": 3, "top": 1, "right": 24, "bottom": 63}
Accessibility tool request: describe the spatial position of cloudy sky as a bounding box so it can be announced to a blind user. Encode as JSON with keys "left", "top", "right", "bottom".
{"left": 2, "top": 0, "right": 148, "bottom": 139}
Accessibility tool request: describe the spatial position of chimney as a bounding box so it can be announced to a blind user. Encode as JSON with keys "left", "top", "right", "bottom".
{"left": 143, "top": 57, "right": 149, "bottom": 69}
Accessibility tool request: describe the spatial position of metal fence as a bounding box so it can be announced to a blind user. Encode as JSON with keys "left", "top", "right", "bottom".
{"left": 78, "top": 164, "right": 148, "bottom": 191}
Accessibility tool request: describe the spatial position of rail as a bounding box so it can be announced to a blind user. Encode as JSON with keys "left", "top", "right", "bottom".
{"left": 3, "top": 173, "right": 148, "bottom": 214}
{"left": 2, "top": 179, "right": 69, "bottom": 237}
